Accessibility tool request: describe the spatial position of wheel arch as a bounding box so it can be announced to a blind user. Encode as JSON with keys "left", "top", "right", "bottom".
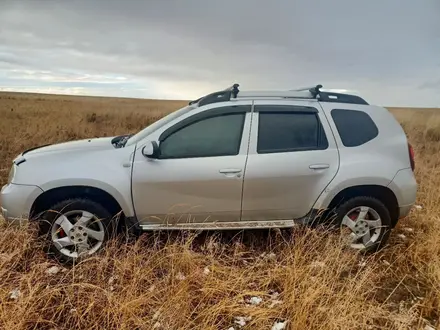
{"left": 325, "top": 185, "right": 399, "bottom": 227}
{"left": 30, "top": 185, "right": 126, "bottom": 220}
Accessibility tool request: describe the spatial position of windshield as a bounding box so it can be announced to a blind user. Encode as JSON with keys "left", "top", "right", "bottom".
{"left": 124, "top": 104, "right": 194, "bottom": 147}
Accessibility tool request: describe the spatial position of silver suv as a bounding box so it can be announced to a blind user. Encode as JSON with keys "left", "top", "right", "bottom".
{"left": 1, "top": 84, "right": 417, "bottom": 262}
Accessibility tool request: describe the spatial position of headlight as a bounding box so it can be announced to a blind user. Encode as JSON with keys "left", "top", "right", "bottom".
{"left": 7, "top": 165, "right": 15, "bottom": 184}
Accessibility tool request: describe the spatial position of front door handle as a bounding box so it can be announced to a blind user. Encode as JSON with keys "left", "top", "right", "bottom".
{"left": 219, "top": 168, "right": 242, "bottom": 174}
{"left": 309, "top": 164, "right": 330, "bottom": 170}
{"left": 219, "top": 168, "right": 242, "bottom": 177}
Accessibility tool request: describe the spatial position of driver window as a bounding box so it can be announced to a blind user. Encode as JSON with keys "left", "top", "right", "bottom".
{"left": 159, "top": 113, "right": 245, "bottom": 159}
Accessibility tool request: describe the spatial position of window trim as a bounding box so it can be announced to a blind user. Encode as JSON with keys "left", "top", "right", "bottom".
{"left": 255, "top": 107, "right": 329, "bottom": 154}
{"left": 330, "top": 108, "right": 379, "bottom": 147}
{"left": 159, "top": 105, "right": 251, "bottom": 141}
{"left": 253, "top": 104, "right": 318, "bottom": 113}
{"left": 157, "top": 106, "right": 249, "bottom": 159}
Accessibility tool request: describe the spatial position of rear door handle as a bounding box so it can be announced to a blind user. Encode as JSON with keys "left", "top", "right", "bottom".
{"left": 309, "top": 164, "right": 330, "bottom": 170}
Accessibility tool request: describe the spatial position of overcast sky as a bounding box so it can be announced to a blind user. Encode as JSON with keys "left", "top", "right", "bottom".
{"left": 1, "top": 0, "right": 440, "bottom": 107}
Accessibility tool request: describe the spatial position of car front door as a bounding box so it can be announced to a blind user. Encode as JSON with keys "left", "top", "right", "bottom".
{"left": 131, "top": 101, "right": 253, "bottom": 227}
{"left": 241, "top": 100, "right": 339, "bottom": 221}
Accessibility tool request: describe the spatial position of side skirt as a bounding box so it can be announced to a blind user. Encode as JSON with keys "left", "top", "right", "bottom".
{"left": 140, "top": 219, "right": 296, "bottom": 231}
{"left": 138, "top": 209, "right": 326, "bottom": 231}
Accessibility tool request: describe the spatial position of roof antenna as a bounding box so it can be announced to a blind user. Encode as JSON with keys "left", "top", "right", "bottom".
{"left": 309, "top": 84, "right": 323, "bottom": 98}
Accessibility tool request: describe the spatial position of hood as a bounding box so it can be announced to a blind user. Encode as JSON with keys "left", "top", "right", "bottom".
{"left": 22, "top": 137, "right": 116, "bottom": 156}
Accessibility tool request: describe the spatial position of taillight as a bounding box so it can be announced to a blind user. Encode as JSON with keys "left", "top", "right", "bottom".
{"left": 408, "top": 143, "right": 415, "bottom": 171}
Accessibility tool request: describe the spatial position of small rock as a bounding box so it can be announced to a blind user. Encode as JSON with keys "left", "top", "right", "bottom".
{"left": 260, "top": 252, "right": 276, "bottom": 260}
{"left": 45, "top": 266, "right": 60, "bottom": 275}
{"left": 397, "top": 234, "right": 407, "bottom": 240}
{"left": 248, "top": 296, "right": 262, "bottom": 305}
{"left": 310, "top": 261, "right": 325, "bottom": 268}
{"left": 152, "top": 322, "right": 161, "bottom": 329}
{"left": 382, "top": 260, "right": 391, "bottom": 266}
{"left": 269, "top": 300, "right": 283, "bottom": 308}
{"left": 70, "top": 308, "right": 77, "bottom": 313}
{"left": 234, "top": 316, "right": 251, "bottom": 327}
{"left": 148, "top": 284, "right": 156, "bottom": 292}
{"left": 108, "top": 276, "right": 116, "bottom": 284}
{"left": 9, "top": 288, "right": 20, "bottom": 300}
{"left": 415, "top": 205, "right": 422, "bottom": 210}
{"left": 109, "top": 285, "right": 115, "bottom": 291}
{"left": 358, "top": 260, "right": 367, "bottom": 267}
{"left": 175, "top": 272, "right": 186, "bottom": 281}
{"left": 152, "top": 311, "right": 161, "bottom": 321}
{"left": 270, "top": 291, "right": 280, "bottom": 299}
{"left": 203, "top": 267, "right": 210, "bottom": 275}
{"left": 272, "top": 320, "right": 287, "bottom": 330}
{"left": 227, "top": 328, "right": 235, "bottom": 330}
{"left": 403, "top": 227, "right": 414, "bottom": 233}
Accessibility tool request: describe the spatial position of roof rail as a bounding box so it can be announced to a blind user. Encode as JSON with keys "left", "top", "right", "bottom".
{"left": 189, "top": 83, "right": 240, "bottom": 106}
{"left": 237, "top": 90, "right": 314, "bottom": 99}
{"left": 189, "top": 83, "right": 369, "bottom": 106}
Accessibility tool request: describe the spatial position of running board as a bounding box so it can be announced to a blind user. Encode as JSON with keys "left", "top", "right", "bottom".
{"left": 140, "top": 219, "right": 298, "bottom": 231}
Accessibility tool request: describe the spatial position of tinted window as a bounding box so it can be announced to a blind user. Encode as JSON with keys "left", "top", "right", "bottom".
{"left": 331, "top": 109, "right": 378, "bottom": 147}
{"left": 257, "top": 110, "right": 328, "bottom": 154}
{"left": 159, "top": 113, "right": 245, "bottom": 158}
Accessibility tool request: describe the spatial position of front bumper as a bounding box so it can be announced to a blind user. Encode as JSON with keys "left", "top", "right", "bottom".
{"left": 0, "top": 183, "right": 43, "bottom": 226}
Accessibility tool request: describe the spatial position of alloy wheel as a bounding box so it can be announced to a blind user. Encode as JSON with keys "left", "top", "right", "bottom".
{"left": 340, "top": 206, "right": 383, "bottom": 250}
{"left": 50, "top": 210, "right": 105, "bottom": 259}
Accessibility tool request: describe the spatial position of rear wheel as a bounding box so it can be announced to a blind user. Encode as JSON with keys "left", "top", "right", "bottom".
{"left": 332, "top": 196, "right": 392, "bottom": 252}
{"left": 39, "top": 198, "right": 118, "bottom": 263}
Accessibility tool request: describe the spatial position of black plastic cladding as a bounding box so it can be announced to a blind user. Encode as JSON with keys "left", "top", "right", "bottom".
{"left": 318, "top": 92, "right": 369, "bottom": 105}
{"left": 189, "top": 84, "right": 369, "bottom": 107}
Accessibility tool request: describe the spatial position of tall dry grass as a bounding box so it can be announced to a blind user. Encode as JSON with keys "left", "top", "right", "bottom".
{"left": 0, "top": 92, "right": 439, "bottom": 329}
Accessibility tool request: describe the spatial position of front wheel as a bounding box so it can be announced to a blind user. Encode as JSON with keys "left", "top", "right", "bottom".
{"left": 39, "top": 198, "right": 117, "bottom": 263}
{"left": 332, "top": 196, "right": 392, "bottom": 252}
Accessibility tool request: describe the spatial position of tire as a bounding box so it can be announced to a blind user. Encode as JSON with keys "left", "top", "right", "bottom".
{"left": 38, "top": 198, "right": 118, "bottom": 263}
{"left": 331, "top": 196, "right": 392, "bottom": 252}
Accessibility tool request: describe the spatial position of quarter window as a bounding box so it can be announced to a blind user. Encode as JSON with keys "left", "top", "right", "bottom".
{"left": 159, "top": 113, "right": 245, "bottom": 158}
{"left": 331, "top": 109, "right": 378, "bottom": 147}
{"left": 257, "top": 108, "right": 328, "bottom": 154}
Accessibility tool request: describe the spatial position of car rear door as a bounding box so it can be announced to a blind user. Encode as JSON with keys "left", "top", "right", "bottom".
{"left": 241, "top": 99, "right": 339, "bottom": 221}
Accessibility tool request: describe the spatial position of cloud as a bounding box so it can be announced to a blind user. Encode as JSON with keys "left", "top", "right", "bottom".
{"left": 419, "top": 79, "right": 440, "bottom": 90}
{"left": 0, "top": 0, "right": 440, "bottom": 106}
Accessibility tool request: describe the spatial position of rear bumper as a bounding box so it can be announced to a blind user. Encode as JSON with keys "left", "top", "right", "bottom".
{"left": 1, "top": 183, "right": 43, "bottom": 226}
{"left": 387, "top": 167, "right": 417, "bottom": 216}
{"left": 398, "top": 204, "right": 414, "bottom": 220}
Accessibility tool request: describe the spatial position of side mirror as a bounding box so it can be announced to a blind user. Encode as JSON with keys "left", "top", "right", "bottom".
{"left": 142, "top": 141, "right": 160, "bottom": 159}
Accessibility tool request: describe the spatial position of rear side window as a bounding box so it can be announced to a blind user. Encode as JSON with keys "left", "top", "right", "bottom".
{"left": 331, "top": 109, "right": 378, "bottom": 147}
{"left": 257, "top": 107, "right": 328, "bottom": 154}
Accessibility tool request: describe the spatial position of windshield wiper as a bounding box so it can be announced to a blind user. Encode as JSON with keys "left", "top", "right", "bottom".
{"left": 112, "top": 134, "right": 133, "bottom": 148}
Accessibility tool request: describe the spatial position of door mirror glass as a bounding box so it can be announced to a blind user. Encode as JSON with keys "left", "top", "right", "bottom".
{"left": 142, "top": 141, "right": 160, "bottom": 158}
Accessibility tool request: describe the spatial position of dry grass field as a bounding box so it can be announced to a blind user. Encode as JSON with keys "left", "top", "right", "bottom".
{"left": 0, "top": 92, "right": 439, "bottom": 330}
